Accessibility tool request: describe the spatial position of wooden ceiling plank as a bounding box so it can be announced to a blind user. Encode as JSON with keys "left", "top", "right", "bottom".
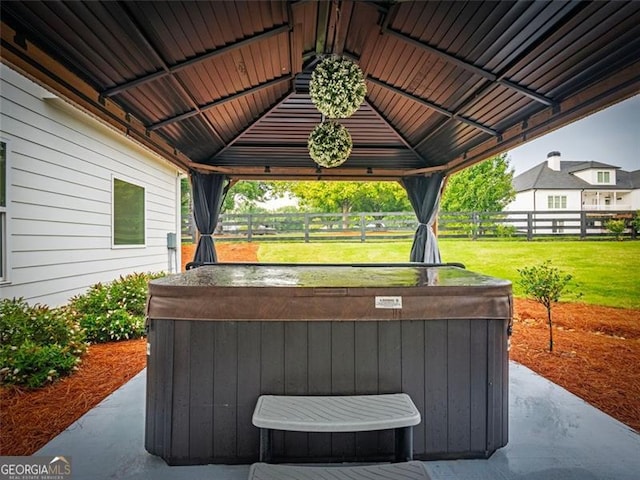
{"left": 368, "top": 76, "right": 497, "bottom": 136}
{"left": 384, "top": 26, "right": 554, "bottom": 107}
{"left": 149, "top": 74, "right": 292, "bottom": 131}
{"left": 102, "top": 23, "right": 290, "bottom": 97}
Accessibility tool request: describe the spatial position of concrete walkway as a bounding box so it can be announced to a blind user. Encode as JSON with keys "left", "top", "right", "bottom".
{"left": 37, "top": 362, "right": 640, "bottom": 480}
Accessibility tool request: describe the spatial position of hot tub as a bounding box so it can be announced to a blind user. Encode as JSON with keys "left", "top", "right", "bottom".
{"left": 145, "top": 264, "right": 511, "bottom": 465}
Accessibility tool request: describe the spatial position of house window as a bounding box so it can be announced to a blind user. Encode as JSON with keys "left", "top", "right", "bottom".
{"left": 547, "top": 195, "right": 567, "bottom": 209}
{"left": 597, "top": 171, "right": 610, "bottom": 183}
{"left": 0, "top": 142, "right": 6, "bottom": 281}
{"left": 113, "top": 177, "right": 145, "bottom": 246}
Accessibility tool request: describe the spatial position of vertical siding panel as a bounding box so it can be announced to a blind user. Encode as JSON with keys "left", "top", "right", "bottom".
{"left": 401, "top": 320, "right": 425, "bottom": 455}
{"left": 189, "top": 322, "right": 214, "bottom": 460}
{"left": 470, "top": 320, "right": 488, "bottom": 452}
{"left": 501, "top": 320, "right": 509, "bottom": 446}
{"left": 448, "top": 319, "right": 471, "bottom": 452}
{"left": 308, "top": 321, "right": 332, "bottom": 458}
{"left": 261, "top": 322, "right": 285, "bottom": 457}
{"left": 487, "top": 319, "right": 506, "bottom": 452}
{"left": 237, "top": 322, "right": 261, "bottom": 460}
{"left": 159, "top": 320, "right": 175, "bottom": 458}
{"left": 425, "top": 320, "right": 447, "bottom": 453}
{"left": 146, "top": 319, "right": 175, "bottom": 456}
{"left": 170, "top": 321, "right": 191, "bottom": 460}
{"left": 378, "top": 321, "right": 401, "bottom": 457}
{"left": 331, "top": 321, "right": 355, "bottom": 459}
{"left": 213, "top": 322, "right": 238, "bottom": 460}
{"left": 354, "top": 322, "right": 379, "bottom": 457}
{"left": 284, "top": 322, "right": 309, "bottom": 458}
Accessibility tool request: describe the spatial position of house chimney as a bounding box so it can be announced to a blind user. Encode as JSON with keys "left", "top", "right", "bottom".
{"left": 547, "top": 151, "right": 561, "bottom": 171}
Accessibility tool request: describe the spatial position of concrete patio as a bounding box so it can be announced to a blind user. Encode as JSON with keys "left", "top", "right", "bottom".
{"left": 37, "top": 362, "right": 639, "bottom": 480}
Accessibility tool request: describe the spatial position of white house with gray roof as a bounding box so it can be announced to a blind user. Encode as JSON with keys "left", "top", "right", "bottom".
{"left": 506, "top": 151, "right": 640, "bottom": 234}
{"left": 508, "top": 151, "right": 640, "bottom": 213}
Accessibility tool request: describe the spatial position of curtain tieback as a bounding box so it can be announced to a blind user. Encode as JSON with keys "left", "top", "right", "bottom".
{"left": 199, "top": 233, "right": 214, "bottom": 237}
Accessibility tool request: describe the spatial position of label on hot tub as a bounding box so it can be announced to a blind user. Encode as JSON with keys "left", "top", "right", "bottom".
{"left": 375, "top": 296, "right": 403, "bottom": 309}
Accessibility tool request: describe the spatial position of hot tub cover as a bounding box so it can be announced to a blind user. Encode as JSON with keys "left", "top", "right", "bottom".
{"left": 147, "top": 264, "right": 512, "bottom": 322}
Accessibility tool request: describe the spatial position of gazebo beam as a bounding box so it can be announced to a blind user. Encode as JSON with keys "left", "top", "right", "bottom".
{"left": 102, "top": 24, "right": 290, "bottom": 97}
{"left": 367, "top": 77, "right": 498, "bottom": 136}
{"left": 383, "top": 27, "right": 554, "bottom": 107}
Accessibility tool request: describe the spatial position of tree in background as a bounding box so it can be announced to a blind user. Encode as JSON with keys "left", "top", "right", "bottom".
{"left": 440, "top": 154, "right": 515, "bottom": 212}
{"left": 222, "top": 181, "right": 274, "bottom": 212}
{"left": 276, "top": 181, "right": 410, "bottom": 228}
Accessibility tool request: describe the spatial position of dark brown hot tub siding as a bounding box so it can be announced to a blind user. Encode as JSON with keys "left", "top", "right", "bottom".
{"left": 145, "top": 317, "right": 509, "bottom": 465}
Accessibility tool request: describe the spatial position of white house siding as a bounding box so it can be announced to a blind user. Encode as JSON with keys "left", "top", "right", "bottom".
{"left": 506, "top": 190, "right": 583, "bottom": 234}
{"left": 0, "top": 65, "right": 181, "bottom": 306}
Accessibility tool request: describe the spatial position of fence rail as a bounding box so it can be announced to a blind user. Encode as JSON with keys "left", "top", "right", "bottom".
{"left": 182, "top": 210, "right": 638, "bottom": 243}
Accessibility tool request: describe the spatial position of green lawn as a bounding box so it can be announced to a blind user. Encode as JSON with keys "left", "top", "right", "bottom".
{"left": 257, "top": 239, "right": 640, "bottom": 309}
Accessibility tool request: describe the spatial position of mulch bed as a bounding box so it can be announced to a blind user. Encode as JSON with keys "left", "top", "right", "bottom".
{"left": 2, "top": 243, "right": 638, "bottom": 456}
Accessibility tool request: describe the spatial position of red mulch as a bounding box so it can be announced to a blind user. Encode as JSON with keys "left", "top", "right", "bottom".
{"left": 2, "top": 243, "right": 638, "bottom": 456}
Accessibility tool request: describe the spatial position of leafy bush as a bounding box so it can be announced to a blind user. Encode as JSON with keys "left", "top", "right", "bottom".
{"left": 495, "top": 224, "right": 517, "bottom": 238}
{"left": 0, "top": 298, "right": 86, "bottom": 388}
{"left": 604, "top": 219, "right": 627, "bottom": 241}
{"left": 66, "top": 272, "right": 163, "bottom": 343}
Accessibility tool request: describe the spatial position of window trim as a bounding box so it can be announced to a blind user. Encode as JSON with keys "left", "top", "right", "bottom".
{"left": 0, "top": 138, "right": 11, "bottom": 284}
{"left": 596, "top": 171, "right": 611, "bottom": 184}
{"left": 547, "top": 194, "right": 567, "bottom": 210}
{"left": 111, "top": 174, "right": 147, "bottom": 249}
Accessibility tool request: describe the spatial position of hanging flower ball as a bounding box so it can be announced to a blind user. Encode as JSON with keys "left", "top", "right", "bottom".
{"left": 308, "top": 121, "right": 353, "bottom": 168}
{"left": 309, "top": 56, "right": 367, "bottom": 118}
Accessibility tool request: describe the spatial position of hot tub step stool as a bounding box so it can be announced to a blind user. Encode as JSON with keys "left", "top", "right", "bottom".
{"left": 248, "top": 461, "right": 431, "bottom": 480}
{"left": 252, "top": 393, "right": 421, "bottom": 462}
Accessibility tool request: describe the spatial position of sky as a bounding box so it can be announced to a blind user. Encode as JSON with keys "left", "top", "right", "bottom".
{"left": 506, "top": 94, "right": 639, "bottom": 176}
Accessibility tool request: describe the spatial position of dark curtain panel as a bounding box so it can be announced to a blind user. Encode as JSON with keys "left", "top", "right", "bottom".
{"left": 401, "top": 172, "right": 446, "bottom": 263}
{"left": 190, "top": 171, "right": 228, "bottom": 263}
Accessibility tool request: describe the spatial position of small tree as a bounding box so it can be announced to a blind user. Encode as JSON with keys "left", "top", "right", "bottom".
{"left": 517, "top": 261, "right": 575, "bottom": 352}
{"left": 604, "top": 219, "right": 626, "bottom": 241}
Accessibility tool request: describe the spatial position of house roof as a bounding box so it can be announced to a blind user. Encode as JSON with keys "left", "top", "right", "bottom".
{"left": 513, "top": 161, "right": 638, "bottom": 191}
{"left": 1, "top": 1, "right": 639, "bottom": 180}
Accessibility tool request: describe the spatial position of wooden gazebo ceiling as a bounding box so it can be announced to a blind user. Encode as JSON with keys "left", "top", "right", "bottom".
{"left": 1, "top": 1, "right": 639, "bottom": 180}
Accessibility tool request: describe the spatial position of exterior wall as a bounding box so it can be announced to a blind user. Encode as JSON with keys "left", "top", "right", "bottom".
{"left": 505, "top": 190, "right": 534, "bottom": 211}
{"left": 0, "top": 65, "right": 181, "bottom": 306}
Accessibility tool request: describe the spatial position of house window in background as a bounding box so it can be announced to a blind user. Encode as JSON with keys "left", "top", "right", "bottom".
{"left": 113, "top": 177, "right": 145, "bottom": 246}
{"left": 597, "top": 171, "right": 610, "bottom": 183}
{"left": 547, "top": 195, "right": 567, "bottom": 209}
{"left": 0, "top": 142, "right": 6, "bottom": 281}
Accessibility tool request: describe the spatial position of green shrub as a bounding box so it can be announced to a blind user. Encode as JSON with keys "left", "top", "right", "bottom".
{"left": 604, "top": 219, "right": 627, "bottom": 241}
{"left": 0, "top": 298, "right": 86, "bottom": 388}
{"left": 67, "top": 272, "right": 163, "bottom": 343}
{"left": 495, "top": 224, "right": 517, "bottom": 238}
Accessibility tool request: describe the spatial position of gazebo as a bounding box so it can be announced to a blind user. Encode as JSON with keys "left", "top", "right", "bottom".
{"left": 2, "top": 0, "right": 639, "bottom": 468}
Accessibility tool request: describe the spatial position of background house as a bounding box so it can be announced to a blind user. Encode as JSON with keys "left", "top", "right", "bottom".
{"left": 1, "top": 65, "right": 183, "bottom": 306}
{"left": 506, "top": 151, "right": 640, "bottom": 234}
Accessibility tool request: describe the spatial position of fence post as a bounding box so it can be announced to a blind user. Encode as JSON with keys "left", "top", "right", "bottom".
{"left": 247, "top": 214, "right": 253, "bottom": 242}
{"left": 580, "top": 211, "right": 587, "bottom": 239}
{"left": 472, "top": 212, "right": 478, "bottom": 240}
{"left": 360, "top": 213, "right": 366, "bottom": 242}
{"left": 304, "top": 214, "right": 310, "bottom": 243}
{"left": 527, "top": 212, "right": 533, "bottom": 241}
